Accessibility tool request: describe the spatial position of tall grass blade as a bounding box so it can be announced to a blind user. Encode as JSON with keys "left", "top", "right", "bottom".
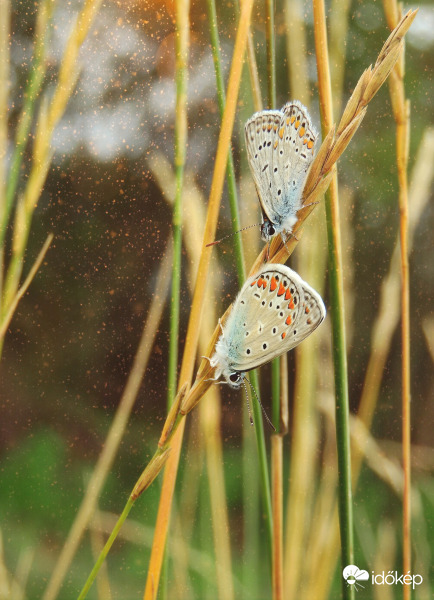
{"left": 312, "top": 2, "right": 354, "bottom": 599}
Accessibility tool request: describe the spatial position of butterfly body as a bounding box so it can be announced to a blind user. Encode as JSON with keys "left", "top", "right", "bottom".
{"left": 210, "top": 264, "right": 325, "bottom": 388}
{"left": 245, "top": 101, "right": 318, "bottom": 242}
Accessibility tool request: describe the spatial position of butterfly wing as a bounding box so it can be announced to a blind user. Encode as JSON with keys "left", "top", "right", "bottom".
{"left": 222, "top": 264, "right": 325, "bottom": 373}
{"left": 245, "top": 102, "right": 318, "bottom": 233}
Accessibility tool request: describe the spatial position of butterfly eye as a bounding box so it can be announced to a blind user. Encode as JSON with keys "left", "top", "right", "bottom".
{"left": 268, "top": 226, "right": 275, "bottom": 235}
{"left": 229, "top": 373, "right": 239, "bottom": 384}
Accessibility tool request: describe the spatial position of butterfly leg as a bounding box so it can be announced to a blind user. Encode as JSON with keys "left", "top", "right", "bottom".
{"left": 264, "top": 242, "right": 270, "bottom": 263}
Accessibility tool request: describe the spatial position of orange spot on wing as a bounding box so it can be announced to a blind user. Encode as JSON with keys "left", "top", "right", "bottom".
{"left": 307, "top": 140, "right": 314, "bottom": 149}
{"left": 299, "top": 126, "right": 305, "bottom": 137}
{"left": 250, "top": 279, "right": 258, "bottom": 287}
{"left": 295, "top": 120, "right": 300, "bottom": 129}
{"left": 257, "top": 278, "right": 267, "bottom": 289}
{"left": 270, "top": 277, "right": 277, "bottom": 291}
{"left": 305, "top": 306, "right": 310, "bottom": 314}
{"left": 273, "top": 140, "right": 278, "bottom": 149}
{"left": 267, "top": 124, "right": 272, "bottom": 131}
{"left": 281, "top": 332, "right": 286, "bottom": 339}
{"left": 285, "top": 315, "right": 292, "bottom": 326}
{"left": 303, "top": 138, "right": 308, "bottom": 145}
{"left": 284, "top": 288, "right": 292, "bottom": 300}
{"left": 279, "top": 127, "right": 285, "bottom": 139}
{"left": 286, "top": 117, "right": 290, "bottom": 125}
{"left": 277, "top": 282, "right": 286, "bottom": 296}
{"left": 290, "top": 116, "right": 296, "bottom": 124}
{"left": 288, "top": 301, "right": 295, "bottom": 310}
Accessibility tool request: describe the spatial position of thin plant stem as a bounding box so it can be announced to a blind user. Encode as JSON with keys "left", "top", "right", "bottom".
{"left": 271, "top": 434, "right": 283, "bottom": 600}
{"left": 284, "top": 0, "right": 309, "bottom": 103}
{"left": 43, "top": 242, "right": 173, "bottom": 600}
{"left": 143, "top": 2, "right": 256, "bottom": 597}
{"left": 265, "top": 0, "right": 276, "bottom": 109}
{"left": 77, "top": 497, "right": 135, "bottom": 600}
{"left": 265, "top": 0, "right": 281, "bottom": 437}
{"left": 233, "top": 0, "right": 263, "bottom": 112}
{"left": 382, "top": 1, "right": 411, "bottom": 593}
{"left": 0, "top": 233, "right": 53, "bottom": 341}
{"left": 167, "top": 0, "right": 190, "bottom": 411}
{"left": 271, "top": 359, "right": 281, "bottom": 431}
{"left": 312, "top": 2, "right": 354, "bottom": 599}
{"left": 329, "top": 0, "right": 351, "bottom": 118}
{"left": 206, "top": 0, "right": 245, "bottom": 282}
{"left": 264, "top": 4, "right": 283, "bottom": 578}
{"left": 1, "top": 0, "right": 54, "bottom": 250}
{"left": 0, "top": 0, "right": 10, "bottom": 225}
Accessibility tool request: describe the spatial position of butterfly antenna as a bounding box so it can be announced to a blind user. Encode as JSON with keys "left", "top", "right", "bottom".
{"left": 206, "top": 223, "right": 262, "bottom": 247}
{"left": 243, "top": 376, "right": 276, "bottom": 432}
{"left": 241, "top": 378, "right": 254, "bottom": 426}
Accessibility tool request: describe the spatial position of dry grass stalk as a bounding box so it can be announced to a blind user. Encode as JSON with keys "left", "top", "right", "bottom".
{"left": 381, "top": 3, "right": 413, "bottom": 592}
{"left": 0, "top": 233, "right": 53, "bottom": 340}
{"left": 181, "top": 10, "right": 416, "bottom": 416}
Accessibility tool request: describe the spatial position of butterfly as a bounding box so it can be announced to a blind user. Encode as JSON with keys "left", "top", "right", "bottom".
{"left": 209, "top": 263, "right": 325, "bottom": 389}
{"left": 245, "top": 101, "right": 318, "bottom": 243}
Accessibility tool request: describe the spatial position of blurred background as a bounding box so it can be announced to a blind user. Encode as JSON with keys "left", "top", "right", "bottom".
{"left": 0, "top": 0, "right": 433, "bottom": 598}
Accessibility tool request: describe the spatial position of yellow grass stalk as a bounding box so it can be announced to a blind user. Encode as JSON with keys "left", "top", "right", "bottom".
{"left": 284, "top": 0, "right": 309, "bottom": 104}
{"left": 329, "top": 0, "right": 352, "bottom": 117}
{"left": 382, "top": 1, "right": 412, "bottom": 592}
{"left": 43, "top": 243, "right": 173, "bottom": 600}
{"left": 246, "top": 31, "right": 263, "bottom": 112}
{"left": 2, "top": 0, "right": 103, "bottom": 315}
{"left": 0, "top": 0, "right": 9, "bottom": 227}
{"left": 143, "top": 2, "right": 255, "bottom": 596}
{"left": 0, "top": 233, "right": 53, "bottom": 341}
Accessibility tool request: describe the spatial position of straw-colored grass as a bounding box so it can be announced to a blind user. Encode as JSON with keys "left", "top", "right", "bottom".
{"left": 382, "top": 1, "right": 412, "bottom": 593}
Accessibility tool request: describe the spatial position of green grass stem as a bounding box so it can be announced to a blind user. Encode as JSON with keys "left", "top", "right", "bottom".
{"left": 76, "top": 496, "right": 135, "bottom": 600}
{"left": 167, "top": 0, "right": 190, "bottom": 408}
{"left": 312, "top": 0, "right": 354, "bottom": 597}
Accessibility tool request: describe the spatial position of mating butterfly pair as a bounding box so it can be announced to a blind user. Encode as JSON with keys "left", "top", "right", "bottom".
{"left": 209, "top": 102, "right": 324, "bottom": 403}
